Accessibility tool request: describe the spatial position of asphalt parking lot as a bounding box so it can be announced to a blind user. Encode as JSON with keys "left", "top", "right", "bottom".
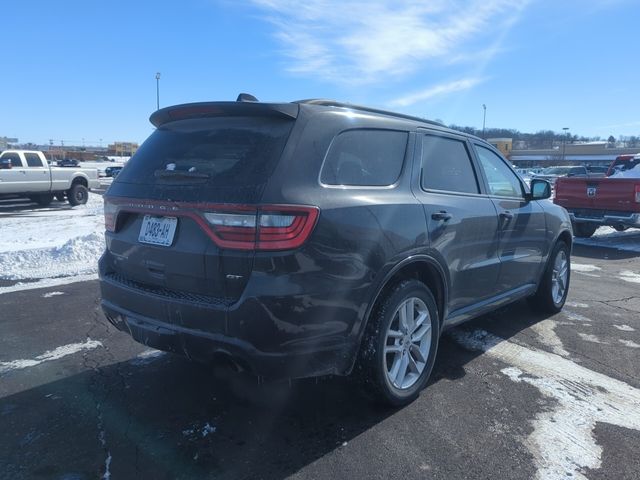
{"left": 1, "top": 237, "right": 639, "bottom": 479}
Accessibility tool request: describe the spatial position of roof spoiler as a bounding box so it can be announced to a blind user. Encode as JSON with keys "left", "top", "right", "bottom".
{"left": 150, "top": 99, "right": 299, "bottom": 127}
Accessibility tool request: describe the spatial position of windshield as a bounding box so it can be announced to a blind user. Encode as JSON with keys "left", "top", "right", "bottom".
{"left": 542, "top": 167, "right": 571, "bottom": 175}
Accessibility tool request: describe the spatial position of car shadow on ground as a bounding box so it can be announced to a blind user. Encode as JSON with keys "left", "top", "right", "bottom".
{"left": 0, "top": 300, "right": 552, "bottom": 480}
{"left": 0, "top": 197, "right": 70, "bottom": 215}
{"left": 572, "top": 243, "right": 640, "bottom": 260}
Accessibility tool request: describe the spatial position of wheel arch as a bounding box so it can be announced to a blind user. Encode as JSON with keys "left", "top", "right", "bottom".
{"left": 371, "top": 258, "right": 447, "bottom": 324}
{"left": 70, "top": 175, "right": 88, "bottom": 188}
{"left": 556, "top": 229, "right": 572, "bottom": 250}
{"left": 346, "top": 255, "right": 448, "bottom": 376}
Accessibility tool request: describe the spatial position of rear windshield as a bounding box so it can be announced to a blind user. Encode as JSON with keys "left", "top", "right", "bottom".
{"left": 543, "top": 167, "right": 571, "bottom": 175}
{"left": 115, "top": 116, "right": 294, "bottom": 187}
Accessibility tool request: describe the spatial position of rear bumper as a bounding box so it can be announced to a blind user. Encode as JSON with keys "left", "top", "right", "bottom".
{"left": 568, "top": 211, "right": 640, "bottom": 228}
{"left": 101, "top": 300, "right": 346, "bottom": 378}
{"left": 99, "top": 262, "right": 355, "bottom": 379}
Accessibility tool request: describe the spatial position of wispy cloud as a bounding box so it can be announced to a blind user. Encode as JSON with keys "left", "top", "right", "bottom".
{"left": 388, "top": 77, "right": 487, "bottom": 107}
{"left": 251, "top": 0, "right": 530, "bottom": 85}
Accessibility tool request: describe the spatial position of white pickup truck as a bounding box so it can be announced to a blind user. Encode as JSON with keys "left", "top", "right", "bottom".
{"left": 0, "top": 150, "right": 100, "bottom": 206}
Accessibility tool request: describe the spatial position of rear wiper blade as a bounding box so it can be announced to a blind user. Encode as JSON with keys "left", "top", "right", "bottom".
{"left": 154, "top": 170, "right": 210, "bottom": 179}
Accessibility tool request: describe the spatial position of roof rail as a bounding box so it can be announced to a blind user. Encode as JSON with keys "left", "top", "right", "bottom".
{"left": 295, "top": 99, "right": 444, "bottom": 127}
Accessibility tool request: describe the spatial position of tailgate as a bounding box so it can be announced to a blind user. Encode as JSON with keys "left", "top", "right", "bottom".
{"left": 103, "top": 112, "right": 296, "bottom": 302}
{"left": 555, "top": 177, "right": 640, "bottom": 213}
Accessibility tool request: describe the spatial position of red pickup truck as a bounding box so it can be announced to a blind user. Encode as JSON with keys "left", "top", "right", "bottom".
{"left": 554, "top": 175, "right": 640, "bottom": 237}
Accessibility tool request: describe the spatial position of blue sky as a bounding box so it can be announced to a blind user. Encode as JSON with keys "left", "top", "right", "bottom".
{"left": 2, "top": 0, "right": 639, "bottom": 146}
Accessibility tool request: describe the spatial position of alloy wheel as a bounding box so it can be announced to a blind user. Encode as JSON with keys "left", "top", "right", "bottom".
{"left": 552, "top": 250, "right": 568, "bottom": 304}
{"left": 384, "top": 297, "right": 432, "bottom": 390}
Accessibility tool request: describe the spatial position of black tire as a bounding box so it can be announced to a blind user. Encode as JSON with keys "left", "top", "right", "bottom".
{"left": 55, "top": 192, "right": 65, "bottom": 202}
{"left": 528, "top": 241, "right": 570, "bottom": 314}
{"left": 573, "top": 222, "right": 597, "bottom": 238}
{"left": 356, "top": 280, "right": 440, "bottom": 407}
{"left": 35, "top": 193, "right": 54, "bottom": 206}
{"left": 68, "top": 183, "right": 88, "bottom": 206}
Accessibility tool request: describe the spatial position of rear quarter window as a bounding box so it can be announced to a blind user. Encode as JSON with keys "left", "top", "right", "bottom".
{"left": 320, "top": 129, "right": 408, "bottom": 186}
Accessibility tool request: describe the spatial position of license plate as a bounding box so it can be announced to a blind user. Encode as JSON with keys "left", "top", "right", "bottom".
{"left": 138, "top": 215, "right": 178, "bottom": 246}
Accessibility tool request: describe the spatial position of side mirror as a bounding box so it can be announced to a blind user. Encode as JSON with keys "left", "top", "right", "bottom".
{"left": 0, "top": 159, "right": 12, "bottom": 169}
{"left": 528, "top": 179, "right": 551, "bottom": 200}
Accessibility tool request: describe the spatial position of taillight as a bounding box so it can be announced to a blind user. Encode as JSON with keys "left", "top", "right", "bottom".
{"left": 104, "top": 198, "right": 118, "bottom": 232}
{"left": 635, "top": 185, "right": 640, "bottom": 203}
{"left": 203, "top": 205, "right": 319, "bottom": 251}
{"left": 103, "top": 198, "right": 319, "bottom": 251}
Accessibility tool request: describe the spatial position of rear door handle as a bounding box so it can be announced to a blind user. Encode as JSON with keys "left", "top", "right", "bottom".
{"left": 431, "top": 211, "right": 452, "bottom": 221}
{"left": 500, "top": 211, "right": 514, "bottom": 220}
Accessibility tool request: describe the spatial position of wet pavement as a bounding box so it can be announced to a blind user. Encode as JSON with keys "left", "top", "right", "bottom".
{"left": 0, "top": 243, "right": 639, "bottom": 479}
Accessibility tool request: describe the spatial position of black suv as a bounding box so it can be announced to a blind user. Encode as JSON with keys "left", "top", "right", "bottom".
{"left": 100, "top": 97, "right": 572, "bottom": 405}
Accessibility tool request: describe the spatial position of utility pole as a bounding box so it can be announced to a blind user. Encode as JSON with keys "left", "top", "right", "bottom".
{"left": 482, "top": 104, "right": 487, "bottom": 138}
{"left": 155, "top": 72, "right": 161, "bottom": 110}
{"left": 562, "top": 127, "right": 570, "bottom": 163}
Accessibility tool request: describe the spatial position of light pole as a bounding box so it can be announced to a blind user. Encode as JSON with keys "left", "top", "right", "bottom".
{"left": 155, "top": 72, "right": 161, "bottom": 110}
{"left": 482, "top": 104, "right": 487, "bottom": 138}
{"left": 562, "top": 127, "right": 570, "bottom": 163}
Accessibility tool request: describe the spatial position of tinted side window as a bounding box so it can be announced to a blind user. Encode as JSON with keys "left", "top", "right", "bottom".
{"left": 421, "top": 135, "right": 479, "bottom": 194}
{"left": 25, "top": 153, "right": 44, "bottom": 167}
{"left": 320, "top": 130, "right": 407, "bottom": 186}
{"left": 0, "top": 153, "right": 22, "bottom": 167}
{"left": 474, "top": 145, "right": 523, "bottom": 198}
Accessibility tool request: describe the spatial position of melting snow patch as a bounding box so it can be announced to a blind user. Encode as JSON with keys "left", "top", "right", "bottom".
{"left": 613, "top": 325, "right": 635, "bottom": 332}
{"left": 577, "top": 333, "right": 607, "bottom": 344}
{"left": 619, "top": 339, "right": 640, "bottom": 349}
{"left": 97, "top": 410, "right": 112, "bottom": 480}
{"left": 571, "top": 263, "right": 602, "bottom": 273}
{"left": 566, "top": 301, "right": 589, "bottom": 308}
{"left": 451, "top": 328, "right": 640, "bottom": 480}
{"left": 130, "top": 349, "right": 166, "bottom": 366}
{"left": 619, "top": 271, "right": 640, "bottom": 284}
{"left": 531, "top": 320, "right": 570, "bottom": 357}
{"left": 0, "top": 339, "right": 102, "bottom": 374}
{"left": 563, "top": 310, "right": 592, "bottom": 323}
{"left": 42, "top": 291, "right": 65, "bottom": 298}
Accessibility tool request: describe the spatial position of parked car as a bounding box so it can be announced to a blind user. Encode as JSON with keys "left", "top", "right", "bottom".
{"left": 104, "top": 166, "right": 123, "bottom": 178}
{"left": 0, "top": 150, "right": 99, "bottom": 206}
{"left": 57, "top": 158, "right": 80, "bottom": 167}
{"left": 585, "top": 165, "right": 608, "bottom": 176}
{"left": 534, "top": 165, "right": 585, "bottom": 183}
{"left": 555, "top": 163, "right": 640, "bottom": 237}
{"left": 606, "top": 154, "right": 640, "bottom": 177}
{"left": 100, "top": 97, "right": 572, "bottom": 406}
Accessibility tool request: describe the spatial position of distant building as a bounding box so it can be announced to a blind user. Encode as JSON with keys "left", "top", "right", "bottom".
{"left": 0, "top": 137, "right": 18, "bottom": 150}
{"left": 510, "top": 143, "right": 640, "bottom": 168}
{"left": 108, "top": 142, "right": 139, "bottom": 156}
{"left": 487, "top": 138, "right": 513, "bottom": 158}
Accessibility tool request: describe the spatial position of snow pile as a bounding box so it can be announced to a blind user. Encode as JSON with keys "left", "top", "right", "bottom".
{"left": 610, "top": 163, "right": 640, "bottom": 178}
{"left": 574, "top": 226, "right": 640, "bottom": 253}
{"left": 0, "top": 194, "right": 106, "bottom": 281}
